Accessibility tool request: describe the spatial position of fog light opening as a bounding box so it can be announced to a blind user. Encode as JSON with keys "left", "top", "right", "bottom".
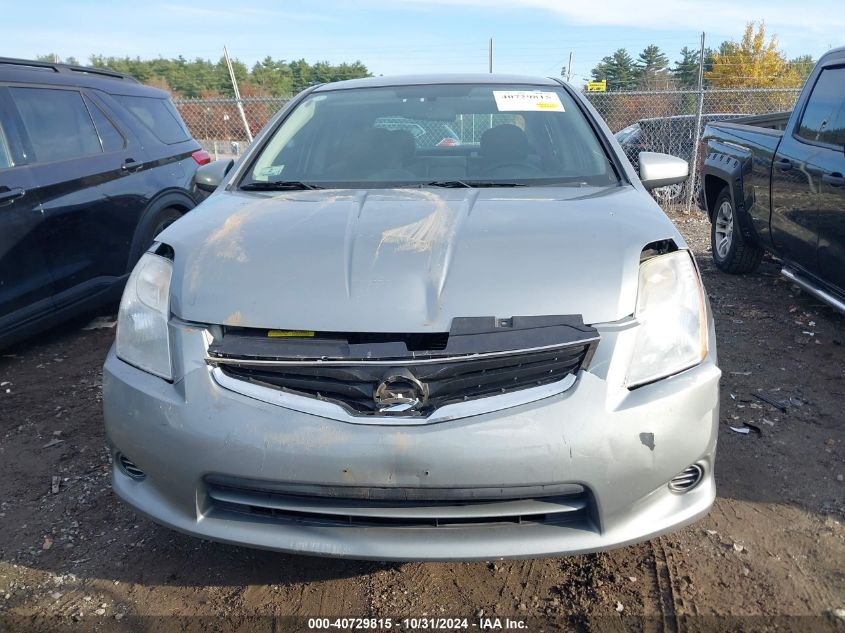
{"left": 668, "top": 464, "right": 703, "bottom": 493}
{"left": 117, "top": 453, "right": 147, "bottom": 480}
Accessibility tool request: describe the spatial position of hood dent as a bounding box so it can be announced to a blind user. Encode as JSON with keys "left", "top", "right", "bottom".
{"left": 163, "top": 187, "right": 683, "bottom": 331}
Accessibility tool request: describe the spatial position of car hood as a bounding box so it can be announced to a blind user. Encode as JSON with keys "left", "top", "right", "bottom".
{"left": 161, "top": 186, "right": 684, "bottom": 331}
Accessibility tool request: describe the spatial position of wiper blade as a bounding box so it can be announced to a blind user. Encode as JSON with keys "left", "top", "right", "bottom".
{"left": 240, "top": 181, "right": 324, "bottom": 191}
{"left": 422, "top": 180, "right": 472, "bottom": 188}
{"left": 422, "top": 180, "right": 528, "bottom": 188}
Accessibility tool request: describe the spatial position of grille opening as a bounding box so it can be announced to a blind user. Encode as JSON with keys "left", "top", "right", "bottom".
{"left": 668, "top": 464, "right": 703, "bottom": 493}
{"left": 117, "top": 453, "right": 146, "bottom": 480}
{"left": 206, "top": 482, "right": 592, "bottom": 529}
{"left": 219, "top": 344, "right": 589, "bottom": 416}
{"left": 215, "top": 500, "right": 572, "bottom": 528}
{"left": 210, "top": 316, "right": 599, "bottom": 418}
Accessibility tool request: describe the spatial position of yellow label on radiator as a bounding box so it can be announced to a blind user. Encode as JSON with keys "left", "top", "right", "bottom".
{"left": 267, "top": 330, "right": 315, "bottom": 338}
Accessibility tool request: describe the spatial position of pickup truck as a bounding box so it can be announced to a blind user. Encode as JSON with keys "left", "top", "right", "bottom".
{"left": 699, "top": 46, "right": 845, "bottom": 314}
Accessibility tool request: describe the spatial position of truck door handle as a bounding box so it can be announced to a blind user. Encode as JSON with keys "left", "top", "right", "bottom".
{"left": 0, "top": 187, "right": 25, "bottom": 205}
{"left": 121, "top": 158, "right": 144, "bottom": 172}
{"left": 822, "top": 172, "right": 845, "bottom": 187}
{"left": 775, "top": 158, "right": 793, "bottom": 172}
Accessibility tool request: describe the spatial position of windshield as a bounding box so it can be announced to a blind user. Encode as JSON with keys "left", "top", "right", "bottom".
{"left": 242, "top": 83, "right": 620, "bottom": 189}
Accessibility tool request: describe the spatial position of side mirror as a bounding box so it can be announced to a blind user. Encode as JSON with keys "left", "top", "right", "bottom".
{"left": 638, "top": 152, "right": 689, "bottom": 190}
{"left": 195, "top": 159, "right": 234, "bottom": 193}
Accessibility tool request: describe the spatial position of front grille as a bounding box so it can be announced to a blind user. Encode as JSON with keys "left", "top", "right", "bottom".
{"left": 206, "top": 481, "right": 592, "bottom": 528}
{"left": 218, "top": 343, "right": 590, "bottom": 416}
{"left": 207, "top": 315, "right": 599, "bottom": 418}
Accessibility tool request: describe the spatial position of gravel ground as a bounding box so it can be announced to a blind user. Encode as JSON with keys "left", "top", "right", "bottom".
{"left": 0, "top": 209, "right": 843, "bottom": 632}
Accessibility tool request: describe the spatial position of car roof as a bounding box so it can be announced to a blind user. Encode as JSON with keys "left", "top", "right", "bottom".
{"left": 313, "top": 73, "right": 561, "bottom": 91}
{"left": 819, "top": 46, "right": 845, "bottom": 64}
{"left": 0, "top": 57, "right": 170, "bottom": 98}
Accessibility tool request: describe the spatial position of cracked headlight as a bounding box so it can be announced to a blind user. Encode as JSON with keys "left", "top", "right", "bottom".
{"left": 626, "top": 250, "right": 707, "bottom": 388}
{"left": 116, "top": 252, "right": 173, "bottom": 380}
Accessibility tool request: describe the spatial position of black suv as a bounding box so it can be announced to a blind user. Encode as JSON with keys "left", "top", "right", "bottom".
{"left": 0, "top": 58, "right": 209, "bottom": 347}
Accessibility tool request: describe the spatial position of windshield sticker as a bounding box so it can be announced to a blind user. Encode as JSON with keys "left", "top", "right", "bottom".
{"left": 493, "top": 91, "right": 564, "bottom": 112}
{"left": 258, "top": 165, "right": 285, "bottom": 178}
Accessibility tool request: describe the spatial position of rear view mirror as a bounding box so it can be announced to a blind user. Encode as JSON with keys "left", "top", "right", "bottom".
{"left": 638, "top": 152, "right": 689, "bottom": 190}
{"left": 195, "top": 159, "right": 234, "bottom": 193}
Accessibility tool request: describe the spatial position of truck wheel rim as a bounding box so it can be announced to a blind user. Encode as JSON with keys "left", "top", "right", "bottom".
{"left": 715, "top": 201, "right": 733, "bottom": 258}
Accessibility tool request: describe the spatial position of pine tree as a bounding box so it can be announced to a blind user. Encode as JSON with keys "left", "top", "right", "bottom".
{"left": 673, "top": 47, "right": 700, "bottom": 88}
{"left": 635, "top": 45, "right": 670, "bottom": 89}
{"left": 789, "top": 55, "right": 815, "bottom": 83}
{"left": 591, "top": 49, "right": 637, "bottom": 90}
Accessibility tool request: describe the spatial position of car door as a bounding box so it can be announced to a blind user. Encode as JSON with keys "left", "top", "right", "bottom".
{"left": 811, "top": 66, "right": 845, "bottom": 293}
{"left": 0, "top": 87, "right": 54, "bottom": 337}
{"left": 6, "top": 85, "right": 137, "bottom": 308}
{"left": 770, "top": 91, "right": 829, "bottom": 273}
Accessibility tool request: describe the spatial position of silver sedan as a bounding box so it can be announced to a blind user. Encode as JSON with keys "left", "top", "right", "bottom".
{"left": 103, "top": 74, "right": 717, "bottom": 560}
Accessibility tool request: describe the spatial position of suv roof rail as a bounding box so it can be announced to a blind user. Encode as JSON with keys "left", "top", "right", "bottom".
{"left": 0, "top": 57, "right": 139, "bottom": 83}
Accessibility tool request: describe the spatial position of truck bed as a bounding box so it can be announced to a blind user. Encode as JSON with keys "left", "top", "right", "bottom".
{"left": 729, "top": 111, "right": 792, "bottom": 131}
{"left": 704, "top": 120, "right": 783, "bottom": 154}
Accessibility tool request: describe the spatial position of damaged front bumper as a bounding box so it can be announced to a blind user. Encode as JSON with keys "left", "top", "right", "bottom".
{"left": 103, "top": 317, "right": 720, "bottom": 561}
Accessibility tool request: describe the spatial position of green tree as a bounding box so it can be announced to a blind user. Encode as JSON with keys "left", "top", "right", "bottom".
{"left": 673, "top": 46, "right": 700, "bottom": 88}
{"left": 789, "top": 54, "right": 815, "bottom": 83}
{"left": 591, "top": 49, "right": 637, "bottom": 90}
{"left": 635, "top": 45, "right": 670, "bottom": 89}
{"left": 252, "top": 56, "right": 294, "bottom": 96}
{"left": 39, "top": 53, "right": 371, "bottom": 97}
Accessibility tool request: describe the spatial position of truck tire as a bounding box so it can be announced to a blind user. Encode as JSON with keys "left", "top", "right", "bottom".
{"left": 711, "top": 187, "right": 763, "bottom": 274}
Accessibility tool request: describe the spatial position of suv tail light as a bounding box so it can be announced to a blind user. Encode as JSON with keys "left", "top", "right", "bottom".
{"left": 436, "top": 137, "right": 458, "bottom": 147}
{"left": 191, "top": 150, "right": 211, "bottom": 166}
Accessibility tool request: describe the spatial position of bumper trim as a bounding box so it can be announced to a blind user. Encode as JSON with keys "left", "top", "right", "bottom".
{"left": 112, "top": 464, "right": 715, "bottom": 561}
{"left": 205, "top": 337, "right": 600, "bottom": 368}
{"left": 208, "top": 483, "right": 589, "bottom": 525}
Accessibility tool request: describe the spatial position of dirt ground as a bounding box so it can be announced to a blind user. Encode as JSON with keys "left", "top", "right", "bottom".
{"left": 0, "top": 209, "right": 843, "bottom": 632}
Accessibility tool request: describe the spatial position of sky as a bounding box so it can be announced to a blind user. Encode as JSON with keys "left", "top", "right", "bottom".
{"left": 3, "top": 0, "right": 843, "bottom": 84}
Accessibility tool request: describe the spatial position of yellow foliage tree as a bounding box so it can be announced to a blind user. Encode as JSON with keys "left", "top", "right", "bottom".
{"left": 705, "top": 22, "right": 803, "bottom": 89}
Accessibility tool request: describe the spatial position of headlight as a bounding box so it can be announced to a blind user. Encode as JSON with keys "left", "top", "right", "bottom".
{"left": 626, "top": 250, "right": 707, "bottom": 388}
{"left": 116, "top": 252, "right": 173, "bottom": 380}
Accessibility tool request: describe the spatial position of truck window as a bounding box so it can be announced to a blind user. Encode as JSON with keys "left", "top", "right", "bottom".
{"left": 0, "top": 122, "right": 11, "bottom": 169}
{"left": 796, "top": 67, "right": 845, "bottom": 148}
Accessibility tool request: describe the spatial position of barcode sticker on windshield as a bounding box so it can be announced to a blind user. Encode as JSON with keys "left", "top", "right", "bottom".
{"left": 493, "top": 91, "right": 564, "bottom": 112}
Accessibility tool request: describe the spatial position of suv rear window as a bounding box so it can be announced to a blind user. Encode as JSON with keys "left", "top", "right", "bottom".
{"left": 113, "top": 95, "right": 190, "bottom": 144}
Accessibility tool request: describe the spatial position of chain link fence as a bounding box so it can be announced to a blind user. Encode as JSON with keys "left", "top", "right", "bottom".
{"left": 174, "top": 88, "right": 802, "bottom": 210}
{"left": 174, "top": 96, "right": 289, "bottom": 161}
{"left": 585, "top": 87, "right": 801, "bottom": 209}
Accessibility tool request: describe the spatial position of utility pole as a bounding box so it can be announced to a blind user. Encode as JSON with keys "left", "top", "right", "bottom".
{"left": 686, "top": 32, "right": 706, "bottom": 214}
{"left": 488, "top": 38, "right": 493, "bottom": 73}
{"left": 566, "top": 51, "right": 573, "bottom": 83}
{"left": 224, "top": 45, "right": 253, "bottom": 143}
